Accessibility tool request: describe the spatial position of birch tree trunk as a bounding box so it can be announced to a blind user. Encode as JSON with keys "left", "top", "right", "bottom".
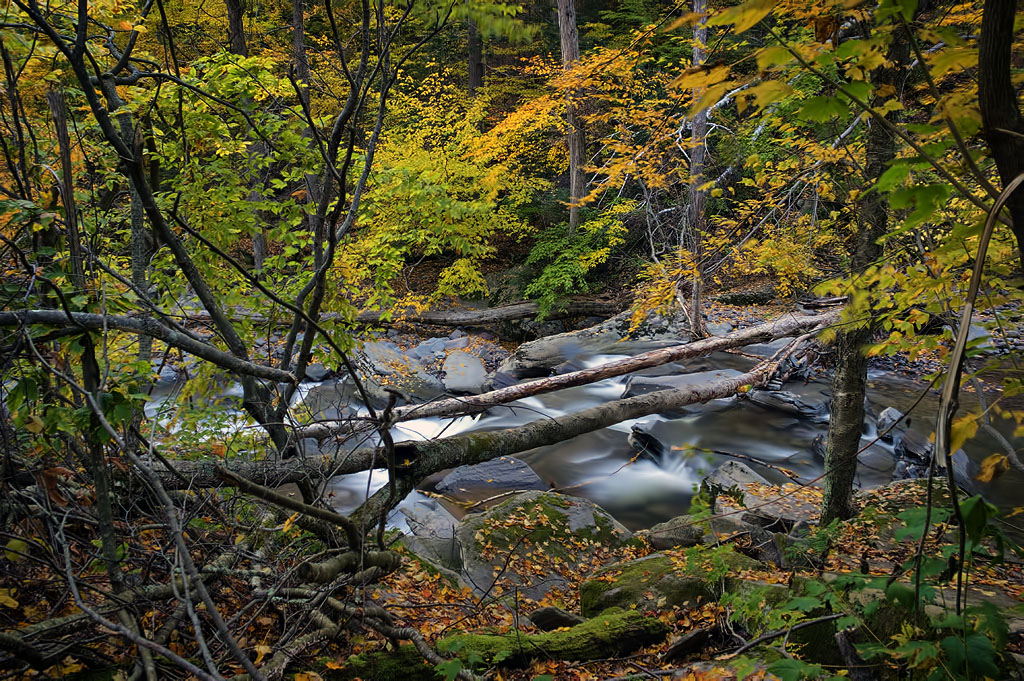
{"left": 685, "top": 0, "right": 709, "bottom": 338}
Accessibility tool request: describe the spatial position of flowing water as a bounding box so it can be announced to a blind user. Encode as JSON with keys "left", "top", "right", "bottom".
{"left": 316, "top": 342, "right": 1024, "bottom": 532}
{"left": 148, "top": 336, "right": 1024, "bottom": 532}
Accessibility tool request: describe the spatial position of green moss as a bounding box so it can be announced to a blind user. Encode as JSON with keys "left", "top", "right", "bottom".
{"left": 437, "top": 608, "right": 668, "bottom": 666}
{"left": 581, "top": 548, "right": 762, "bottom": 617}
{"left": 328, "top": 644, "right": 440, "bottom": 680}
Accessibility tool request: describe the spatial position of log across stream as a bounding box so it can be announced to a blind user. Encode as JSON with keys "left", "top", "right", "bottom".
{"left": 143, "top": 319, "right": 1023, "bottom": 532}
{"left": 323, "top": 345, "right": 1021, "bottom": 531}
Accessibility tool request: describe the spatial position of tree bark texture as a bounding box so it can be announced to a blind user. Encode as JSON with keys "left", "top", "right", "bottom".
{"left": 820, "top": 21, "right": 911, "bottom": 524}
{"left": 557, "top": 0, "right": 585, "bottom": 233}
{"left": 979, "top": 0, "right": 1024, "bottom": 269}
{"left": 46, "top": 88, "right": 85, "bottom": 291}
{"left": 468, "top": 20, "right": 483, "bottom": 95}
{"left": 225, "top": 0, "right": 248, "bottom": 56}
{"left": 685, "top": 0, "right": 709, "bottom": 337}
{"left": 187, "top": 297, "right": 619, "bottom": 329}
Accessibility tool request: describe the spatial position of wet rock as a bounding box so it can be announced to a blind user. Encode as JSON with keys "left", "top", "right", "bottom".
{"left": 354, "top": 341, "right": 446, "bottom": 407}
{"left": 704, "top": 321, "right": 734, "bottom": 336}
{"left": 304, "top": 363, "right": 330, "bottom": 382}
{"left": 663, "top": 628, "right": 713, "bottom": 662}
{"left": 703, "top": 461, "right": 819, "bottom": 530}
{"left": 457, "top": 491, "right": 633, "bottom": 601}
{"left": 442, "top": 351, "right": 487, "bottom": 393}
{"left": 482, "top": 371, "right": 519, "bottom": 391}
{"left": 415, "top": 337, "right": 447, "bottom": 356}
{"left": 435, "top": 456, "right": 548, "bottom": 495}
{"left": 445, "top": 336, "right": 471, "bottom": 350}
{"left": 399, "top": 496, "right": 461, "bottom": 571}
{"left": 643, "top": 515, "right": 704, "bottom": 550}
{"left": 876, "top": 406, "right": 905, "bottom": 441}
{"left": 528, "top": 606, "right": 585, "bottom": 631}
{"left": 297, "top": 437, "right": 321, "bottom": 456}
{"left": 621, "top": 369, "right": 741, "bottom": 413}
{"left": 291, "top": 380, "right": 353, "bottom": 421}
{"left": 747, "top": 389, "right": 826, "bottom": 420}
{"left": 742, "top": 337, "right": 792, "bottom": 358}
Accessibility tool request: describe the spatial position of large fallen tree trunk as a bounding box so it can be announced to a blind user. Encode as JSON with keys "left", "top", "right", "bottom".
{"left": 295, "top": 309, "right": 839, "bottom": 438}
{"left": 186, "top": 298, "right": 621, "bottom": 329}
{"left": 151, "top": 358, "right": 776, "bottom": 491}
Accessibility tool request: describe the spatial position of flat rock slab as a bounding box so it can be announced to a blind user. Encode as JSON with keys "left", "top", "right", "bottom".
{"left": 434, "top": 456, "right": 548, "bottom": 496}
{"left": 456, "top": 490, "right": 633, "bottom": 602}
{"left": 704, "top": 461, "right": 821, "bottom": 529}
{"left": 442, "top": 350, "right": 487, "bottom": 394}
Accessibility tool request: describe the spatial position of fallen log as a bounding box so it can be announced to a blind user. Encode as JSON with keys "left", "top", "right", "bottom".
{"left": 436, "top": 608, "right": 669, "bottom": 667}
{"left": 295, "top": 309, "right": 839, "bottom": 438}
{"left": 152, "top": 358, "right": 775, "bottom": 491}
{"left": 186, "top": 298, "right": 621, "bottom": 329}
{"left": 0, "top": 310, "right": 296, "bottom": 383}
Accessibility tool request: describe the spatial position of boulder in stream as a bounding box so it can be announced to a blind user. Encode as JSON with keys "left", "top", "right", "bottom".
{"left": 441, "top": 350, "right": 487, "bottom": 393}
{"left": 747, "top": 389, "right": 826, "bottom": 420}
{"left": 434, "top": 456, "right": 548, "bottom": 496}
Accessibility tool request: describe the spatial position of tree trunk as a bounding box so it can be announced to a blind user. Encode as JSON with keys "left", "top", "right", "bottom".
{"left": 979, "top": 0, "right": 1024, "bottom": 269}
{"left": 468, "top": 20, "right": 483, "bottom": 95}
{"left": 46, "top": 88, "right": 85, "bottom": 291}
{"left": 685, "top": 0, "right": 709, "bottom": 338}
{"left": 225, "top": 0, "right": 248, "bottom": 56}
{"left": 820, "top": 20, "right": 911, "bottom": 524}
{"left": 557, "top": 0, "right": 585, "bottom": 233}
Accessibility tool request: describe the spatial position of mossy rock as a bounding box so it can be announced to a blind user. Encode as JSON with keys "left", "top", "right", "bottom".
{"left": 581, "top": 548, "right": 762, "bottom": 617}
{"left": 456, "top": 490, "right": 634, "bottom": 601}
{"left": 437, "top": 607, "right": 668, "bottom": 667}
{"left": 327, "top": 644, "right": 441, "bottom": 680}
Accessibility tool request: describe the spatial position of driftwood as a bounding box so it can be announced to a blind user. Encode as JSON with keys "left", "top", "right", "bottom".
{"left": 296, "top": 309, "right": 840, "bottom": 438}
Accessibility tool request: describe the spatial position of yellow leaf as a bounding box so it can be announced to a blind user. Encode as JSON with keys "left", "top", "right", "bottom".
{"left": 4, "top": 539, "right": 28, "bottom": 562}
{"left": 25, "top": 414, "right": 44, "bottom": 434}
{"left": 949, "top": 413, "right": 979, "bottom": 453}
{"left": 975, "top": 454, "right": 1009, "bottom": 484}
{"left": 254, "top": 644, "right": 271, "bottom": 665}
{"left": 326, "top": 660, "right": 343, "bottom": 670}
{"left": 0, "top": 589, "right": 18, "bottom": 608}
{"left": 282, "top": 512, "right": 300, "bottom": 533}
{"left": 708, "top": 0, "right": 776, "bottom": 33}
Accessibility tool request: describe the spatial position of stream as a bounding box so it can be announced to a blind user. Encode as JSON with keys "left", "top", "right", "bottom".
{"left": 148, "top": 332, "right": 1024, "bottom": 533}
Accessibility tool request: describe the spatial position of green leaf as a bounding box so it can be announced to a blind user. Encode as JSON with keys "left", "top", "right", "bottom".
{"left": 959, "top": 495, "right": 996, "bottom": 546}
{"left": 885, "top": 582, "right": 916, "bottom": 609}
{"left": 941, "top": 633, "right": 1000, "bottom": 678}
{"left": 707, "top": 0, "right": 776, "bottom": 33}
{"left": 435, "top": 658, "right": 463, "bottom": 681}
{"left": 767, "top": 658, "right": 823, "bottom": 681}
{"left": 799, "top": 96, "right": 848, "bottom": 122}
{"left": 784, "top": 596, "right": 821, "bottom": 612}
